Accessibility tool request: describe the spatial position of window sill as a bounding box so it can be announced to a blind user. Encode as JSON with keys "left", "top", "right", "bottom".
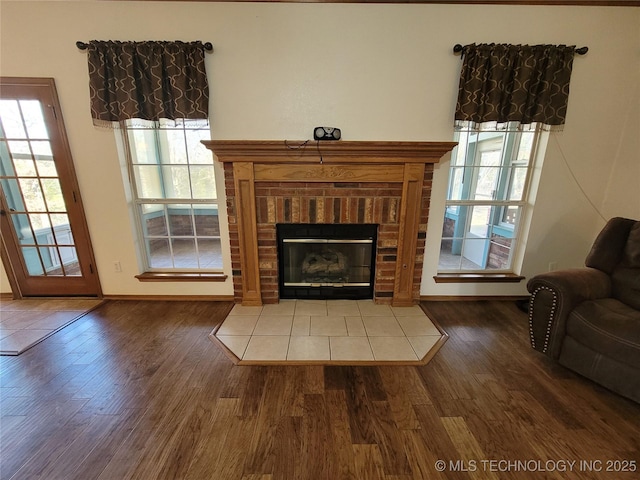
{"left": 433, "top": 273, "right": 525, "bottom": 284}
{"left": 135, "top": 272, "right": 228, "bottom": 282}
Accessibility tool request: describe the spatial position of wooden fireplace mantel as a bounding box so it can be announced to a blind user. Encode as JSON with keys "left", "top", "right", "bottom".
{"left": 203, "top": 140, "right": 456, "bottom": 306}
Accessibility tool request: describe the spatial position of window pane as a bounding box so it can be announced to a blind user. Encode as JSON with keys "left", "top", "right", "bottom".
{"left": 172, "top": 238, "right": 197, "bottom": 268}
{"left": 197, "top": 238, "right": 223, "bottom": 269}
{"left": 161, "top": 165, "right": 191, "bottom": 198}
{"left": 473, "top": 152, "right": 500, "bottom": 201}
{"left": 168, "top": 205, "right": 194, "bottom": 236}
{"left": 128, "top": 130, "right": 159, "bottom": 164}
{"left": 469, "top": 205, "right": 491, "bottom": 237}
{"left": 148, "top": 238, "right": 171, "bottom": 268}
{"left": 501, "top": 206, "right": 520, "bottom": 227}
{"left": 507, "top": 166, "right": 528, "bottom": 201}
{"left": 516, "top": 131, "right": 535, "bottom": 165}
{"left": 190, "top": 165, "right": 215, "bottom": 199}
{"left": 186, "top": 129, "right": 213, "bottom": 164}
{"left": 448, "top": 167, "right": 465, "bottom": 201}
{"left": 451, "top": 130, "right": 469, "bottom": 167}
{"left": 194, "top": 207, "right": 219, "bottom": 236}
{"left": 140, "top": 204, "right": 168, "bottom": 236}
{"left": 134, "top": 165, "right": 163, "bottom": 199}
{"left": 486, "top": 236, "right": 512, "bottom": 270}
{"left": 163, "top": 129, "right": 188, "bottom": 164}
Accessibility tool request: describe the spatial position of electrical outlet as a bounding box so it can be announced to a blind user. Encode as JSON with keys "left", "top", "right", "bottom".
{"left": 548, "top": 262, "right": 558, "bottom": 272}
{"left": 114, "top": 261, "right": 122, "bottom": 273}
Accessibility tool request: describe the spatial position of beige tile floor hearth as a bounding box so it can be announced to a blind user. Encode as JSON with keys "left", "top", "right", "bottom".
{"left": 0, "top": 298, "right": 104, "bottom": 355}
{"left": 210, "top": 299, "right": 447, "bottom": 365}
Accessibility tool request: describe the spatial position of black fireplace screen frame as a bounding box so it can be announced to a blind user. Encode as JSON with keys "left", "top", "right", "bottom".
{"left": 276, "top": 223, "right": 378, "bottom": 300}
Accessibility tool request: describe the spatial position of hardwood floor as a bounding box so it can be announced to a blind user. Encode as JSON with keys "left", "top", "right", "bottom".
{"left": 1, "top": 300, "right": 638, "bottom": 480}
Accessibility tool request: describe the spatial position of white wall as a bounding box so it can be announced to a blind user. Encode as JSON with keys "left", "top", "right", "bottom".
{"left": 1, "top": 1, "right": 638, "bottom": 297}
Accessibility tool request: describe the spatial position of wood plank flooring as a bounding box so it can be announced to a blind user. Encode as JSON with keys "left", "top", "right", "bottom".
{"left": 1, "top": 299, "right": 638, "bottom": 480}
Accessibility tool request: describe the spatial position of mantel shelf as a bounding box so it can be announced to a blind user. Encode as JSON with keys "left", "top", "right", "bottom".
{"left": 203, "top": 140, "right": 457, "bottom": 164}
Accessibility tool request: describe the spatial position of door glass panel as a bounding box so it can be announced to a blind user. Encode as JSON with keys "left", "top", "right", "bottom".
{"left": 19, "top": 178, "right": 47, "bottom": 211}
{"left": 30, "top": 213, "right": 54, "bottom": 245}
{"left": 11, "top": 214, "right": 34, "bottom": 244}
{"left": 22, "top": 247, "right": 44, "bottom": 275}
{"left": 1, "top": 94, "right": 85, "bottom": 281}
{"left": 42, "top": 246, "right": 61, "bottom": 274}
{"left": 58, "top": 247, "right": 80, "bottom": 276}
{"left": 41, "top": 178, "right": 65, "bottom": 211}
{"left": 1, "top": 178, "right": 25, "bottom": 210}
{"left": 20, "top": 100, "right": 49, "bottom": 139}
{"left": 0, "top": 100, "right": 27, "bottom": 138}
{"left": 33, "top": 141, "right": 57, "bottom": 176}
{"left": 0, "top": 141, "right": 16, "bottom": 175}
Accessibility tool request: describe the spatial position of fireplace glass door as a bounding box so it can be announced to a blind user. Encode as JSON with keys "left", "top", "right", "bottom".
{"left": 277, "top": 224, "right": 377, "bottom": 300}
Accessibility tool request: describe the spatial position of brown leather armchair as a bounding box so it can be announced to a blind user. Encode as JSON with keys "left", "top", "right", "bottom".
{"left": 527, "top": 217, "right": 640, "bottom": 403}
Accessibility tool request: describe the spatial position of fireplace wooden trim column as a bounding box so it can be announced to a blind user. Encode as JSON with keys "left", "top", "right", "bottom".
{"left": 232, "top": 162, "right": 262, "bottom": 305}
{"left": 393, "top": 163, "right": 426, "bottom": 306}
{"left": 204, "top": 140, "right": 456, "bottom": 306}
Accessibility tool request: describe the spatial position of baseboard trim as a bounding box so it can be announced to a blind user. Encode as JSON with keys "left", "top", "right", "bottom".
{"left": 421, "top": 295, "right": 530, "bottom": 302}
{"left": 0, "top": 292, "right": 15, "bottom": 301}
{"left": 102, "top": 294, "right": 235, "bottom": 302}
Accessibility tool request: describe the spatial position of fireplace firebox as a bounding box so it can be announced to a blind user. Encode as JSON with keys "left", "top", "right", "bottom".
{"left": 277, "top": 224, "right": 377, "bottom": 300}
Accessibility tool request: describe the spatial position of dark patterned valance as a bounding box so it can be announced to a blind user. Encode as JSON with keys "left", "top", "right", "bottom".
{"left": 86, "top": 40, "right": 209, "bottom": 127}
{"left": 455, "top": 43, "right": 577, "bottom": 130}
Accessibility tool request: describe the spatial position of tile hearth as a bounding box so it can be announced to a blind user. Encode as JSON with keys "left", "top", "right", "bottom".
{"left": 210, "top": 300, "right": 447, "bottom": 365}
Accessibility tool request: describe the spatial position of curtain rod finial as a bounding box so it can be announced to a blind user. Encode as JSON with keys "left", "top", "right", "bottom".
{"left": 453, "top": 44, "right": 464, "bottom": 54}
{"left": 76, "top": 41, "right": 88, "bottom": 50}
{"left": 203, "top": 42, "right": 213, "bottom": 52}
{"left": 575, "top": 46, "right": 588, "bottom": 55}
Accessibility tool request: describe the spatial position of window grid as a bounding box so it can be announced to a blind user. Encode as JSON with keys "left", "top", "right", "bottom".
{"left": 439, "top": 122, "right": 540, "bottom": 273}
{"left": 122, "top": 121, "right": 222, "bottom": 273}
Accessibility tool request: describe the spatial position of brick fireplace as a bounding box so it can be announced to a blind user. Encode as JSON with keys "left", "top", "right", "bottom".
{"left": 203, "top": 140, "right": 456, "bottom": 306}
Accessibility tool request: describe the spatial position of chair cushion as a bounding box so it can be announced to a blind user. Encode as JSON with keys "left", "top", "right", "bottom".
{"left": 612, "top": 267, "right": 640, "bottom": 310}
{"left": 566, "top": 298, "right": 640, "bottom": 369}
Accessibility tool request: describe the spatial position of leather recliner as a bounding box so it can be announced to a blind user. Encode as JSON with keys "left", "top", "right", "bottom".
{"left": 527, "top": 217, "right": 640, "bottom": 403}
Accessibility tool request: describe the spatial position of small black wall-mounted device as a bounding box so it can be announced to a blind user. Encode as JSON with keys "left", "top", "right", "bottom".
{"left": 313, "top": 127, "right": 341, "bottom": 141}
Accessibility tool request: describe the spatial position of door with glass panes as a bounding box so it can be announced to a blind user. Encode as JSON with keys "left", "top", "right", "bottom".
{"left": 0, "top": 77, "right": 100, "bottom": 297}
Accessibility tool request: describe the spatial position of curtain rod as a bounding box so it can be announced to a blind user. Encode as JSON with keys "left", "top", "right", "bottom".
{"left": 453, "top": 44, "right": 588, "bottom": 55}
{"left": 76, "top": 41, "right": 214, "bottom": 52}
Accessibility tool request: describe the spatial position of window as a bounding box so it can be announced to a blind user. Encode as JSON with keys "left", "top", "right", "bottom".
{"left": 438, "top": 121, "right": 541, "bottom": 273}
{"left": 122, "top": 120, "right": 222, "bottom": 272}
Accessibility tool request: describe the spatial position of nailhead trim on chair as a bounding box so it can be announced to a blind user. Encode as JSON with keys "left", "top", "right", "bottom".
{"left": 529, "top": 285, "right": 558, "bottom": 354}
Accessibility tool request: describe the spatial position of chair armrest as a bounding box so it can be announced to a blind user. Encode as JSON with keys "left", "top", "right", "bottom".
{"left": 526, "top": 268, "right": 611, "bottom": 359}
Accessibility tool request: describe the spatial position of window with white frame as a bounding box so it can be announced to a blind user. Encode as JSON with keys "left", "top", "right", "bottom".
{"left": 439, "top": 121, "right": 541, "bottom": 273}
{"left": 122, "top": 119, "right": 222, "bottom": 272}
